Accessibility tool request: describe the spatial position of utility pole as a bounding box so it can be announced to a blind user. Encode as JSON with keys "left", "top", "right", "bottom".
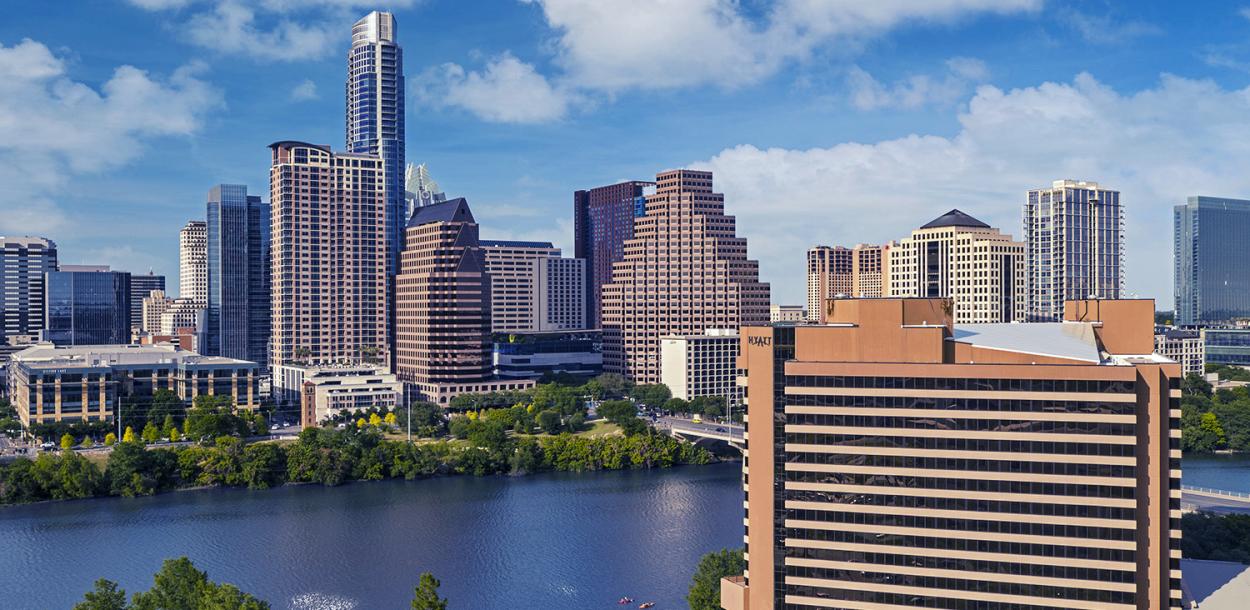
{"left": 407, "top": 394, "right": 412, "bottom": 443}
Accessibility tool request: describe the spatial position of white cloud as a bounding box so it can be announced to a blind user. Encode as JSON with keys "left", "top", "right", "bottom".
{"left": 847, "top": 57, "right": 988, "bottom": 110}
{"left": 418, "top": 53, "right": 576, "bottom": 123}
{"left": 0, "top": 39, "right": 221, "bottom": 235}
{"left": 290, "top": 78, "right": 319, "bottom": 101}
{"left": 692, "top": 73, "right": 1250, "bottom": 305}
{"left": 521, "top": 0, "right": 1040, "bottom": 91}
{"left": 126, "top": 0, "right": 195, "bottom": 9}
{"left": 1060, "top": 9, "right": 1161, "bottom": 44}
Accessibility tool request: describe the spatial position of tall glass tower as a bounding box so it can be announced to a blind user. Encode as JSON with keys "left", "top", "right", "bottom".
{"left": 347, "top": 11, "right": 405, "bottom": 277}
{"left": 1175, "top": 196, "right": 1250, "bottom": 326}
{"left": 206, "top": 184, "right": 271, "bottom": 368}
{"left": 1024, "top": 180, "right": 1123, "bottom": 321}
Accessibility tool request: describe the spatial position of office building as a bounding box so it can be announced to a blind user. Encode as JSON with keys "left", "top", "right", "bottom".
{"left": 1204, "top": 328, "right": 1250, "bottom": 367}
{"left": 601, "top": 170, "right": 770, "bottom": 384}
{"left": 888, "top": 209, "right": 1024, "bottom": 324}
{"left": 1155, "top": 327, "right": 1204, "bottom": 376}
{"left": 179, "top": 220, "right": 208, "bottom": 302}
{"left": 141, "top": 290, "right": 172, "bottom": 334}
{"left": 493, "top": 330, "right": 603, "bottom": 379}
{"left": 7, "top": 343, "right": 259, "bottom": 427}
{"left": 347, "top": 10, "right": 405, "bottom": 280}
{"left": 807, "top": 243, "right": 892, "bottom": 322}
{"left": 43, "top": 268, "right": 131, "bottom": 346}
{"left": 1025, "top": 180, "right": 1124, "bottom": 321}
{"left": 481, "top": 240, "right": 586, "bottom": 333}
{"left": 725, "top": 298, "right": 1182, "bottom": 610}
{"left": 269, "top": 141, "right": 389, "bottom": 368}
{"left": 395, "top": 198, "right": 534, "bottom": 403}
{"left": 142, "top": 290, "right": 205, "bottom": 338}
{"left": 574, "top": 180, "right": 655, "bottom": 328}
{"left": 205, "top": 184, "right": 271, "bottom": 369}
{"left": 660, "top": 329, "right": 743, "bottom": 407}
{"left": 770, "top": 305, "right": 806, "bottom": 323}
{"left": 128, "top": 271, "right": 165, "bottom": 331}
{"left": 270, "top": 364, "right": 403, "bottom": 428}
{"left": 405, "top": 162, "right": 446, "bottom": 212}
{"left": 1174, "top": 196, "right": 1250, "bottom": 326}
{"left": 1, "top": 237, "right": 57, "bottom": 342}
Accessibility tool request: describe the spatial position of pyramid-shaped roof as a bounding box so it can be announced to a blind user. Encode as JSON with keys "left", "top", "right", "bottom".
{"left": 920, "top": 209, "right": 990, "bottom": 229}
{"left": 408, "top": 197, "right": 474, "bottom": 228}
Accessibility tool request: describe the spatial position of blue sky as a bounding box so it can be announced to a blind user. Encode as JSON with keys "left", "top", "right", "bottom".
{"left": 3, "top": 1, "right": 1250, "bottom": 306}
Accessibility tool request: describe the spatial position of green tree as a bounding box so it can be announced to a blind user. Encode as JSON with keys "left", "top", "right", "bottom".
{"left": 687, "top": 548, "right": 746, "bottom": 610}
{"left": 631, "top": 383, "right": 672, "bottom": 407}
{"left": 147, "top": 390, "right": 184, "bottom": 426}
{"left": 592, "top": 373, "right": 630, "bottom": 399}
{"left": 1183, "top": 373, "right": 1213, "bottom": 397}
{"left": 537, "top": 410, "right": 562, "bottom": 435}
{"left": 73, "top": 579, "right": 128, "bottom": 610}
{"left": 141, "top": 422, "right": 161, "bottom": 445}
{"left": 411, "top": 572, "right": 448, "bottom": 610}
{"left": 664, "top": 397, "right": 689, "bottom": 414}
{"left": 130, "top": 557, "right": 270, "bottom": 610}
{"left": 61, "top": 433, "right": 75, "bottom": 451}
{"left": 168, "top": 427, "right": 181, "bottom": 443}
{"left": 598, "top": 400, "right": 636, "bottom": 424}
{"left": 81, "top": 435, "right": 95, "bottom": 448}
{"left": 1193, "top": 412, "right": 1228, "bottom": 452}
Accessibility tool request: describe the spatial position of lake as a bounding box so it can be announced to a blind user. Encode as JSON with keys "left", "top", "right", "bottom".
{"left": 0, "top": 462, "right": 744, "bottom": 610}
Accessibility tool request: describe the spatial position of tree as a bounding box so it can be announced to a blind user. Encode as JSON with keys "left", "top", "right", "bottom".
{"left": 168, "top": 427, "right": 181, "bottom": 443}
{"left": 631, "top": 383, "right": 672, "bottom": 407}
{"left": 369, "top": 412, "right": 383, "bottom": 427}
{"left": 592, "top": 373, "right": 630, "bottom": 399}
{"left": 81, "top": 435, "right": 95, "bottom": 448}
{"left": 598, "top": 400, "right": 636, "bottom": 424}
{"left": 73, "top": 579, "right": 128, "bottom": 610}
{"left": 1183, "top": 373, "right": 1213, "bottom": 397}
{"left": 664, "top": 397, "right": 689, "bottom": 414}
{"left": 687, "top": 548, "right": 745, "bottom": 610}
{"left": 130, "top": 557, "right": 270, "bottom": 610}
{"left": 104, "top": 432, "right": 118, "bottom": 447}
{"left": 122, "top": 426, "right": 137, "bottom": 444}
{"left": 60, "top": 433, "right": 75, "bottom": 451}
{"left": 384, "top": 412, "right": 398, "bottom": 427}
{"left": 537, "top": 410, "right": 562, "bottom": 435}
{"left": 411, "top": 572, "right": 448, "bottom": 610}
{"left": 147, "top": 390, "right": 184, "bottom": 426}
{"left": 141, "top": 422, "right": 161, "bottom": 445}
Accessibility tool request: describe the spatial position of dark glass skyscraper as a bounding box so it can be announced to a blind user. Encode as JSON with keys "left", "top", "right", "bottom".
{"left": 206, "top": 184, "right": 271, "bottom": 368}
{"left": 573, "top": 180, "right": 654, "bottom": 328}
{"left": 43, "top": 269, "right": 131, "bottom": 345}
{"left": 129, "top": 271, "right": 165, "bottom": 331}
{"left": 1, "top": 236, "right": 57, "bottom": 341}
{"left": 1175, "top": 195, "right": 1250, "bottom": 326}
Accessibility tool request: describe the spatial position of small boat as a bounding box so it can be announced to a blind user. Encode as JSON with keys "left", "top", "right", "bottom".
{"left": 639, "top": 604, "right": 655, "bottom": 609}
{"left": 618, "top": 598, "right": 633, "bottom": 605}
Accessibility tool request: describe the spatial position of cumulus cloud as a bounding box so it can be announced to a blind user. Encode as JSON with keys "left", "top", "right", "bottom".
{"left": 0, "top": 38, "right": 221, "bottom": 234}
{"left": 847, "top": 57, "right": 988, "bottom": 110}
{"left": 692, "top": 73, "right": 1250, "bottom": 304}
{"left": 290, "top": 78, "right": 319, "bottom": 101}
{"left": 417, "top": 53, "right": 576, "bottom": 123}
{"left": 1060, "top": 9, "right": 1162, "bottom": 44}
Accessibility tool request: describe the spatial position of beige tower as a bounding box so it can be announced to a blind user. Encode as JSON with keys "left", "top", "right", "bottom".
{"left": 601, "top": 169, "right": 770, "bottom": 384}
{"left": 178, "top": 220, "right": 207, "bottom": 303}
{"left": 268, "top": 141, "right": 390, "bottom": 368}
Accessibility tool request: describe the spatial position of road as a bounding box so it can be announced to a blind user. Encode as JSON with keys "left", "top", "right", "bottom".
{"left": 1183, "top": 487, "right": 1250, "bottom": 514}
{"left": 654, "top": 416, "right": 744, "bottom": 442}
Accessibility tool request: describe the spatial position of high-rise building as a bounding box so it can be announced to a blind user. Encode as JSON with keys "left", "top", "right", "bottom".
{"left": 888, "top": 209, "right": 1024, "bottom": 324}
{"left": 1155, "top": 327, "right": 1204, "bottom": 376}
{"left": 269, "top": 141, "right": 389, "bottom": 368}
{"left": 851, "top": 242, "right": 891, "bottom": 298}
{"left": 141, "top": 289, "right": 172, "bottom": 334}
{"left": 129, "top": 271, "right": 165, "bottom": 331}
{"left": 205, "top": 184, "right": 271, "bottom": 369}
{"left": 1174, "top": 196, "right": 1250, "bottom": 326}
{"left": 601, "top": 170, "right": 769, "bottom": 384}
{"left": 770, "top": 305, "right": 806, "bottom": 323}
{"left": 574, "top": 180, "right": 655, "bottom": 328}
{"left": 405, "top": 162, "right": 446, "bottom": 212}
{"left": 42, "top": 268, "right": 131, "bottom": 345}
{"left": 395, "top": 198, "right": 534, "bottom": 403}
{"left": 806, "top": 243, "right": 892, "bottom": 322}
{"left": 1, "top": 237, "right": 57, "bottom": 342}
{"left": 347, "top": 11, "right": 405, "bottom": 277}
{"left": 1025, "top": 180, "right": 1124, "bottom": 321}
{"left": 179, "top": 220, "right": 207, "bottom": 302}
{"left": 725, "top": 297, "right": 1183, "bottom": 610}
{"left": 659, "top": 328, "right": 743, "bottom": 407}
{"left": 481, "top": 240, "right": 586, "bottom": 333}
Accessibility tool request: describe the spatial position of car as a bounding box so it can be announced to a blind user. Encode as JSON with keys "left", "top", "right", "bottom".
{"left": 39, "top": 442, "right": 54, "bottom": 450}
{"left": 715, "top": 427, "right": 726, "bottom": 433}
{"left": 270, "top": 424, "right": 280, "bottom": 431}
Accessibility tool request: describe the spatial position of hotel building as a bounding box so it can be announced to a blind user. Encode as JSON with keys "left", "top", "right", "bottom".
{"left": 807, "top": 244, "right": 891, "bottom": 322}
{"left": 888, "top": 209, "right": 1024, "bottom": 324}
{"left": 268, "top": 141, "right": 390, "bottom": 369}
{"left": 1025, "top": 180, "right": 1124, "bottom": 321}
{"left": 770, "top": 305, "right": 807, "bottom": 324}
{"left": 724, "top": 297, "right": 1183, "bottom": 610}
{"left": 660, "top": 328, "right": 743, "bottom": 407}
{"left": 601, "top": 170, "right": 769, "bottom": 384}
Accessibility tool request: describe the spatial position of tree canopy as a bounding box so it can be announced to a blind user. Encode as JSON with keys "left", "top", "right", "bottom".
{"left": 687, "top": 548, "right": 745, "bottom": 610}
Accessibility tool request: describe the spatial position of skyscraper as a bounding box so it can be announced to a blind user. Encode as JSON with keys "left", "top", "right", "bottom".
{"left": 269, "top": 141, "right": 389, "bottom": 368}
{"left": 43, "top": 268, "right": 131, "bottom": 345}
{"left": 129, "top": 271, "right": 165, "bottom": 332}
{"left": 1, "top": 236, "right": 57, "bottom": 341}
{"left": 480, "top": 240, "right": 586, "bottom": 332}
{"left": 347, "top": 11, "right": 405, "bottom": 275}
{"left": 728, "top": 297, "right": 1182, "bottom": 610}
{"left": 1174, "top": 196, "right": 1250, "bottom": 326}
{"left": 601, "top": 170, "right": 769, "bottom": 383}
{"left": 573, "top": 180, "right": 654, "bottom": 328}
{"left": 806, "top": 244, "right": 893, "bottom": 322}
{"left": 179, "top": 220, "right": 207, "bottom": 302}
{"left": 206, "top": 184, "right": 271, "bottom": 368}
{"left": 888, "top": 209, "right": 1024, "bottom": 324}
{"left": 405, "top": 162, "right": 446, "bottom": 212}
{"left": 1025, "top": 180, "right": 1124, "bottom": 321}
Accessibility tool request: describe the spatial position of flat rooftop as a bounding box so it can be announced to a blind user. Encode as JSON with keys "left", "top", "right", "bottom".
{"left": 951, "top": 322, "right": 1103, "bottom": 363}
{"left": 11, "top": 343, "right": 256, "bottom": 369}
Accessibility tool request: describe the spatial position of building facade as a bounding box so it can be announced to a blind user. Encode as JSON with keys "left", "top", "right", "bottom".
{"left": 269, "top": 141, "right": 389, "bottom": 368}
{"left": 1155, "top": 327, "right": 1205, "bottom": 376}
{"left": 179, "top": 220, "right": 207, "bottom": 302}
{"left": 481, "top": 240, "right": 586, "bottom": 333}
{"left": 1174, "top": 196, "right": 1250, "bottom": 326}
{"left": 659, "top": 329, "right": 743, "bottom": 407}
{"left": 7, "top": 343, "right": 259, "bottom": 427}
{"left": 43, "top": 269, "right": 131, "bottom": 346}
{"left": 206, "top": 184, "right": 271, "bottom": 369}
{"left": 888, "top": 209, "right": 1024, "bottom": 324}
{"left": 141, "top": 290, "right": 172, "bottom": 334}
{"left": 1204, "top": 328, "right": 1250, "bottom": 367}
{"left": 725, "top": 298, "right": 1183, "bottom": 610}
{"left": 128, "top": 272, "right": 165, "bottom": 332}
{"left": 493, "top": 330, "right": 603, "bottom": 379}
{"left": 270, "top": 364, "right": 402, "bottom": 428}
{"left": 1, "top": 236, "right": 57, "bottom": 342}
{"left": 770, "top": 305, "right": 806, "bottom": 323}
{"left": 574, "top": 180, "right": 655, "bottom": 328}
{"left": 601, "top": 170, "right": 770, "bottom": 384}
{"left": 1026, "top": 180, "right": 1124, "bottom": 321}
{"left": 405, "top": 162, "right": 446, "bottom": 212}
{"left": 807, "top": 244, "right": 891, "bottom": 322}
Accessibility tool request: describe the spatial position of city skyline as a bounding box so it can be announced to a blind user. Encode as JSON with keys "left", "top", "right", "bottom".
{"left": 8, "top": 2, "right": 1250, "bottom": 306}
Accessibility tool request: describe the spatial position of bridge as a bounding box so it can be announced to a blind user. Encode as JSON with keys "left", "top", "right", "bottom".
{"left": 1183, "top": 486, "right": 1250, "bottom": 514}
{"left": 655, "top": 416, "right": 744, "bottom": 449}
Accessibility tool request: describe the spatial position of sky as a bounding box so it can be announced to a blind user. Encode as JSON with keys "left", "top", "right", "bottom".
{"left": 3, "top": 1, "right": 1250, "bottom": 307}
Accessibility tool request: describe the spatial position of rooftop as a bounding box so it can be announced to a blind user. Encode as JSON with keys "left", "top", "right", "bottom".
{"left": 951, "top": 322, "right": 1103, "bottom": 363}
{"left": 11, "top": 343, "right": 255, "bottom": 369}
{"left": 480, "top": 239, "right": 556, "bottom": 249}
{"left": 920, "top": 209, "right": 990, "bottom": 230}
{"left": 408, "top": 197, "right": 474, "bottom": 228}
{"left": 1182, "top": 558, "right": 1250, "bottom": 609}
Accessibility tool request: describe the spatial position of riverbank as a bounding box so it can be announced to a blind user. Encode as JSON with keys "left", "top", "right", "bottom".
{"left": 0, "top": 426, "right": 715, "bottom": 507}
